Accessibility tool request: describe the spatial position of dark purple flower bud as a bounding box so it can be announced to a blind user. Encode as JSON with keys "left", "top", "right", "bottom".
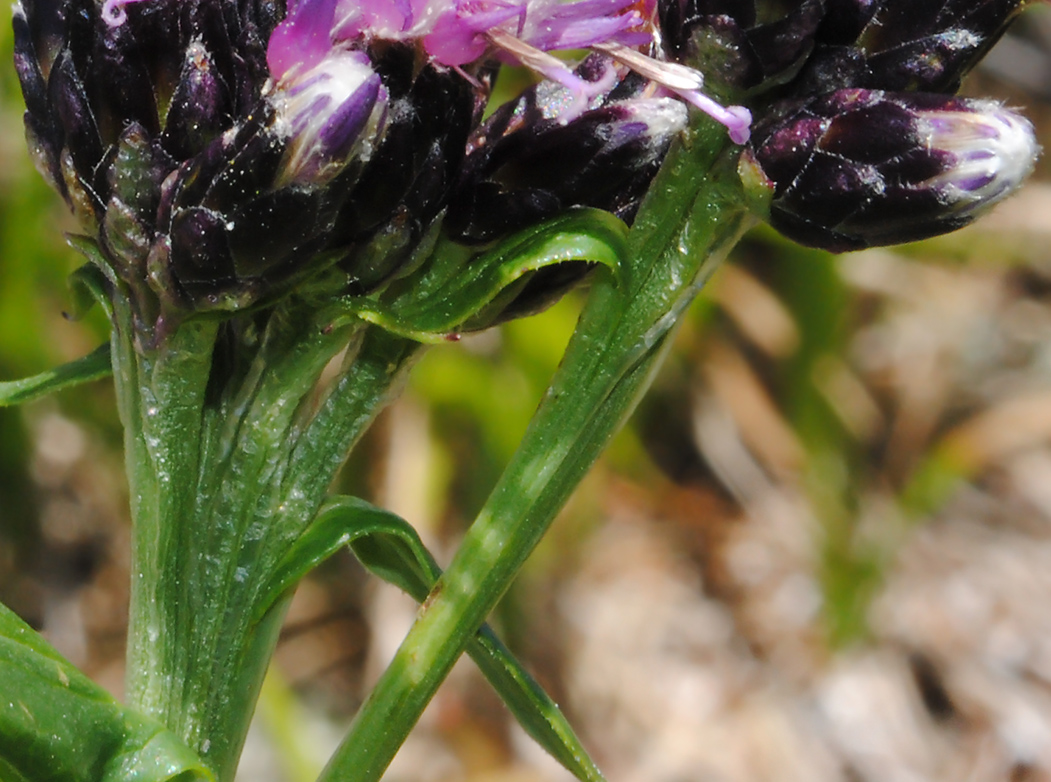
{"left": 447, "top": 60, "right": 688, "bottom": 244}
{"left": 415, "top": 60, "right": 687, "bottom": 323}
{"left": 12, "top": 0, "right": 295, "bottom": 312}
{"left": 739, "top": 89, "right": 1038, "bottom": 252}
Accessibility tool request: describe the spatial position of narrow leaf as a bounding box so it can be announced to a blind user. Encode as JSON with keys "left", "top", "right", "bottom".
{"left": 264, "top": 496, "right": 606, "bottom": 782}
{"left": 336, "top": 208, "right": 628, "bottom": 342}
{"left": 0, "top": 601, "right": 213, "bottom": 782}
{"left": 0, "top": 343, "right": 112, "bottom": 407}
{"left": 256, "top": 496, "right": 440, "bottom": 621}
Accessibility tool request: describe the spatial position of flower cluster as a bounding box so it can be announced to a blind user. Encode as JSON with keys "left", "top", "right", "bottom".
{"left": 12, "top": 0, "right": 1040, "bottom": 326}
{"left": 14, "top": 0, "right": 757, "bottom": 326}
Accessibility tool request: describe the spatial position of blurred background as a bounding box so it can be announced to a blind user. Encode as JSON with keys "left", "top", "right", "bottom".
{"left": 6, "top": 8, "right": 1051, "bottom": 782}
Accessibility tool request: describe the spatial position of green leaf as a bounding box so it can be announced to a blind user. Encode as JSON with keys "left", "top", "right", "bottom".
{"left": 255, "top": 496, "right": 438, "bottom": 620}
{"left": 0, "top": 601, "right": 213, "bottom": 782}
{"left": 0, "top": 343, "right": 112, "bottom": 407}
{"left": 336, "top": 208, "right": 628, "bottom": 342}
{"left": 264, "top": 496, "right": 606, "bottom": 782}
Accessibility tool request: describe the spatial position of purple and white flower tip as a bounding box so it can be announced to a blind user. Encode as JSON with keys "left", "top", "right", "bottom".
{"left": 269, "top": 48, "right": 387, "bottom": 187}
{"left": 916, "top": 99, "right": 1038, "bottom": 207}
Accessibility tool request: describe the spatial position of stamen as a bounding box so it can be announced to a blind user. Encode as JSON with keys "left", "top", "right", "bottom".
{"left": 679, "top": 94, "right": 751, "bottom": 144}
{"left": 590, "top": 41, "right": 702, "bottom": 91}
{"left": 486, "top": 29, "right": 618, "bottom": 122}
{"left": 591, "top": 40, "right": 752, "bottom": 143}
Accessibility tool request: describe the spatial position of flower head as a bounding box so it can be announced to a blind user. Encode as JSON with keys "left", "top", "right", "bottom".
{"left": 16, "top": 0, "right": 765, "bottom": 330}
{"left": 17, "top": 0, "right": 1035, "bottom": 339}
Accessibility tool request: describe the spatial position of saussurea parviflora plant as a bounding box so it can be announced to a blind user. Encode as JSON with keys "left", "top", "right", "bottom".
{"left": 0, "top": 0, "right": 1041, "bottom": 780}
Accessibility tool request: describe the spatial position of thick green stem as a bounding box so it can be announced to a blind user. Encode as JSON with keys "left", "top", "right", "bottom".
{"left": 117, "top": 296, "right": 420, "bottom": 781}
{"left": 117, "top": 302, "right": 220, "bottom": 725}
{"left": 320, "top": 120, "right": 756, "bottom": 782}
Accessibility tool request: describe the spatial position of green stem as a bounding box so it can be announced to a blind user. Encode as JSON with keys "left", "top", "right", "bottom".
{"left": 320, "top": 119, "right": 756, "bottom": 782}
{"left": 117, "top": 301, "right": 220, "bottom": 725}
{"left": 117, "top": 297, "right": 421, "bottom": 781}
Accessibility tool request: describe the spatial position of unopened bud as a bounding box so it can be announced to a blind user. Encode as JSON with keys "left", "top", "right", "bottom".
{"left": 740, "top": 89, "right": 1039, "bottom": 251}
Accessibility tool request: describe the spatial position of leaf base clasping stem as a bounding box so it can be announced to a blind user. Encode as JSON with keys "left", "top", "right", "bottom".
{"left": 113, "top": 295, "right": 422, "bottom": 782}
